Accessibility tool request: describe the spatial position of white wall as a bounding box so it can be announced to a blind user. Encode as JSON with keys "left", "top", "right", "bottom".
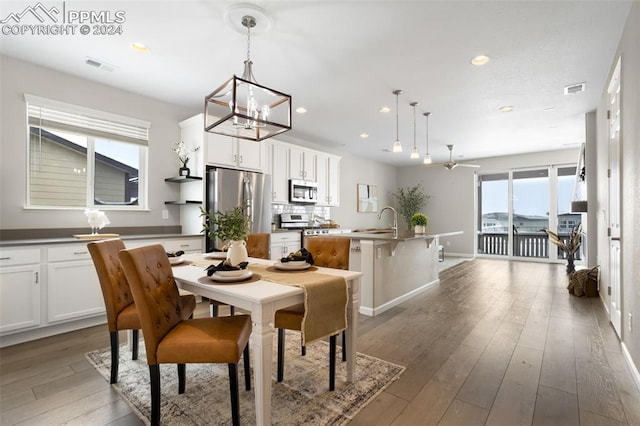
{"left": 0, "top": 55, "right": 199, "bottom": 231}
{"left": 397, "top": 148, "right": 579, "bottom": 255}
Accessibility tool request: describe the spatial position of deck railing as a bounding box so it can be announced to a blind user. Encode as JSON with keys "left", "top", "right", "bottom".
{"left": 478, "top": 232, "right": 582, "bottom": 260}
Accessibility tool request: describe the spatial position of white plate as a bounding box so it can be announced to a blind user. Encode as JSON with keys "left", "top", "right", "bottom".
{"left": 208, "top": 270, "right": 253, "bottom": 282}
{"left": 204, "top": 252, "right": 227, "bottom": 260}
{"left": 274, "top": 261, "right": 311, "bottom": 271}
{"left": 215, "top": 269, "right": 247, "bottom": 278}
{"left": 281, "top": 259, "right": 307, "bottom": 266}
{"left": 168, "top": 256, "right": 184, "bottom": 265}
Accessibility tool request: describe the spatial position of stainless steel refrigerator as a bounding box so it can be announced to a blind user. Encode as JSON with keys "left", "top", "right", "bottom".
{"left": 205, "top": 166, "right": 271, "bottom": 252}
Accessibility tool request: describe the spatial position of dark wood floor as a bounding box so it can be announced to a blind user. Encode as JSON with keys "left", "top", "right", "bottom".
{"left": 2, "top": 259, "right": 639, "bottom": 425}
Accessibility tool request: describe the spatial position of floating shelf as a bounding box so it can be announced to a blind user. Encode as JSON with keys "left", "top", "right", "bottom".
{"left": 164, "top": 200, "right": 202, "bottom": 205}
{"left": 165, "top": 176, "right": 202, "bottom": 183}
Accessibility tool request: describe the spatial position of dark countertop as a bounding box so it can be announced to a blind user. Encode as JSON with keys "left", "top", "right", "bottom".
{"left": 0, "top": 234, "right": 203, "bottom": 248}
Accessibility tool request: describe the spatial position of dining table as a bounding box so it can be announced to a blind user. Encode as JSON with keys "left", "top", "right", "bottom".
{"left": 171, "top": 254, "right": 363, "bottom": 426}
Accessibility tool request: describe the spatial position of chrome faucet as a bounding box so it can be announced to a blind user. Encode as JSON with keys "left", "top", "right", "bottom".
{"left": 378, "top": 206, "right": 398, "bottom": 238}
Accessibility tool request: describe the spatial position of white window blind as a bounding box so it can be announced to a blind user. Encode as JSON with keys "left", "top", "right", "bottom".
{"left": 25, "top": 94, "right": 150, "bottom": 145}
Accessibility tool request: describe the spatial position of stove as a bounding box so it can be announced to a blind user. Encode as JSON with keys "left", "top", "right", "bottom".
{"left": 279, "top": 213, "right": 351, "bottom": 239}
{"left": 302, "top": 227, "right": 352, "bottom": 236}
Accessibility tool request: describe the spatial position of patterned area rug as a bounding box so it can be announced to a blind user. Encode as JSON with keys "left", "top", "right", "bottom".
{"left": 86, "top": 331, "right": 404, "bottom": 425}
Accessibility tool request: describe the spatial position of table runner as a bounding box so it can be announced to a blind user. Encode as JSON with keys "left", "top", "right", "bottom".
{"left": 248, "top": 264, "right": 348, "bottom": 344}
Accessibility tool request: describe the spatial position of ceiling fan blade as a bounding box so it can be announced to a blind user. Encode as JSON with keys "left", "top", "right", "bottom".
{"left": 458, "top": 163, "right": 481, "bottom": 168}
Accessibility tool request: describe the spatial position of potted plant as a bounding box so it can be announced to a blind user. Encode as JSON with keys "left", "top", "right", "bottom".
{"left": 200, "top": 206, "right": 251, "bottom": 265}
{"left": 544, "top": 223, "right": 582, "bottom": 274}
{"left": 391, "top": 184, "right": 430, "bottom": 231}
{"left": 410, "top": 213, "right": 428, "bottom": 234}
{"left": 173, "top": 141, "right": 200, "bottom": 176}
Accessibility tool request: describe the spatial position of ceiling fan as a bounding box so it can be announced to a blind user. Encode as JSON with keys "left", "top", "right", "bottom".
{"left": 426, "top": 144, "right": 480, "bottom": 170}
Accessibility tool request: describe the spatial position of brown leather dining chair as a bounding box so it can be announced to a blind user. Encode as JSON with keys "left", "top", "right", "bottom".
{"left": 274, "top": 236, "right": 350, "bottom": 391}
{"left": 210, "top": 233, "right": 270, "bottom": 317}
{"left": 88, "top": 239, "right": 197, "bottom": 384}
{"left": 119, "top": 244, "right": 252, "bottom": 426}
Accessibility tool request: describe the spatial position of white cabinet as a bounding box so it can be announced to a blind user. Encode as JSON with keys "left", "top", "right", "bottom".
{"left": 316, "top": 153, "right": 341, "bottom": 206}
{"left": 206, "top": 132, "right": 264, "bottom": 172}
{"left": 289, "top": 146, "right": 315, "bottom": 181}
{"left": 47, "top": 244, "right": 104, "bottom": 323}
{"left": 270, "top": 232, "right": 301, "bottom": 261}
{"left": 0, "top": 248, "right": 41, "bottom": 334}
{"left": 269, "top": 141, "right": 289, "bottom": 203}
{"left": 164, "top": 237, "right": 203, "bottom": 254}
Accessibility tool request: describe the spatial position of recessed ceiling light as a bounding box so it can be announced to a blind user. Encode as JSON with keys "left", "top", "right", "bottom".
{"left": 360, "top": 132, "right": 369, "bottom": 139}
{"left": 499, "top": 105, "right": 514, "bottom": 112}
{"left": 130, "top": 42, "right": 150, "bottom": 52}
{"left": 471, "top": 55, "right": 491, "bottom": 66}
{"left": 295, "top": 107, "right": 307, "bottom": 114}
{"left": 379, "top": 106, "right": 390, "bottom": 113}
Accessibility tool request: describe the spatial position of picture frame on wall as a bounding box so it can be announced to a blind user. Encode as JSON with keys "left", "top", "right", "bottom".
{"left": 357, "top": 184, "right": 378, "bottom": 212}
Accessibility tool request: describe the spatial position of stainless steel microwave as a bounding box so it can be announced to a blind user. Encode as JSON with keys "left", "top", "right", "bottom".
{"left": 289, "top": 179, "right": 318, "bottom": 203}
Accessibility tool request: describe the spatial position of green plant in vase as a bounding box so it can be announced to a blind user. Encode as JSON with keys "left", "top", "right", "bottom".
{"left": 410, "top": 212, "right": 428, "bottom": 234}
{"left": 544, "top": 223, "right": 582, "bottom": 274}
{"left": 391, "top": 184, "right": 430, "bottom": 231}
{"left": 200, "top": 206, "right": 251, "bottom": 266}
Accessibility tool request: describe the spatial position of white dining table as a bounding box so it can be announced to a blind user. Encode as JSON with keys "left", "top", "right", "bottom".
{"left": 171, "top": 254, "right": 362, "bottom": 426}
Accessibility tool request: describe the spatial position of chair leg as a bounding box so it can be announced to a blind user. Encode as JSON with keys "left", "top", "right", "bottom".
{"left": 228, "top": 363, "right": 240, "bottom": 426}
{"left": 149, "top": 365, "right": 161, "bottom": 426}
{"left": 329, "top": 334, "right": 337, "bottom": 391}
{"left": 302, "top": 344, "right": 306, "bottom": 356}
{"left": 342, "top": 330, "right": 346, "bottom": 362}
{"left": 230, "top": 306, "right": 235, "bottom": 316}
{"left": 178, "top": 363, "right": 186, "bottom": 394}
{"left": 132, "top": 329, "right": 139, "bottom": 361}
{"left": 243, "top": 343, "right": 251, "bottom": 391}
{"left": 211, "top": 303, "right": 218, "bottom": 317}
{"left": 277, "top": 328, "right": 285, "bottom": 382}
{"left": 109, "top": 331, "right": 119, "bottom": 384}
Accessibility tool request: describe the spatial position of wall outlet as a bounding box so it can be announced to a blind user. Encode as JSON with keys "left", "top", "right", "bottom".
{"left": 162, "top": 209, "right": 169, "bottom": 220}
{"left": 629, "top": 313, "right": 633, "bottom": 332}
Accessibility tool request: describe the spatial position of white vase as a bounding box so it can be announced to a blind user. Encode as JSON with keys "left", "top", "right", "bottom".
{"left": 226, "top": 240, "right": 249, "bottom": 266}
{"left": 414, "top": 225, "right": 425, "bottom": 234}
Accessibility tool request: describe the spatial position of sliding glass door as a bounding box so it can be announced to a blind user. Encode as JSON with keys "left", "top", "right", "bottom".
{"left": 477, "top": 165, "right": 576, "bottom": 262}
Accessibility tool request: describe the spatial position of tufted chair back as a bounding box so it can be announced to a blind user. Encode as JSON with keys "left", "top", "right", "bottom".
{"left": 304, "top": 237, "right": 350, "bottom": 270}
{"left": 88, "top": 239, "right": 137, "bottom": 332}
{"left": 119, "top": 244, "right": 187, "bottom": 365}
{"left": 246, "top": 233, "right": 270, "bottom": 259}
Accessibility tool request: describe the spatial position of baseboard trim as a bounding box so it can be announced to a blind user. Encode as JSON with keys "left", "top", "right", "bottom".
{"left": 359, "top": 279, "right": 440, "bottom": 317}
{"left": 0, "top": 315, "right": 107, "bottom": 348}
{"left": 621, "top": 342, "right": 640, "bottom": 392}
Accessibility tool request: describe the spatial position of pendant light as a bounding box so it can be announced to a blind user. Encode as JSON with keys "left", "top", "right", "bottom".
{"left": 204, "top": 14, "right": 291, "bottom": 141}
{"left": 392, "top": 90, "right": 403, "bottom": 153}
{"left": 423, "top": 112, "right": 432, "bottom": 164}
{"left": 410, "top": 102, "right": 419, "bottom": 159}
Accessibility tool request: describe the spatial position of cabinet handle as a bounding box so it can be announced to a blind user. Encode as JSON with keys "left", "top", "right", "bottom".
{"left": 35, "top": 271, "right": 39, "bottom": 284}
{"left": 73, "top": 251, "right": 88, "bottom": 255}
{"left": 233, "top": 154, "right": 237, "bottom": 162}
{"left": 0, "top": 256, "right": 10, "bottom": 260}
{"left": 180, "top": 244, "right": 190, "bottom": 248}
{"left": 239, "top": 155, "right": 243, "bottom": 163}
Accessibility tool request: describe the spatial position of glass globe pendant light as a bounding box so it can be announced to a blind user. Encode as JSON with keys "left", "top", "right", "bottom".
{"left": 410, "top": 102, "right": 420, "bottom": 159}
{"left": 392, "top": 90, "right": 403, "bottom": 153}
{"left": 423, "top": 112, "right": 432, "bottom": 164}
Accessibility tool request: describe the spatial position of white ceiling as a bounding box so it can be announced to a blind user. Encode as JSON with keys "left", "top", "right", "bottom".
{"left": 0, "top": 1, "right": 632, "bottom": 166}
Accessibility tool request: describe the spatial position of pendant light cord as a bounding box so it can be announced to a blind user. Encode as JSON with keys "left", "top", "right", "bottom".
{"left": 395, "top": 92, "right": 399, "bottom": 141}
{"left": 413, "top": 104, "right": 416, "bottom": 149}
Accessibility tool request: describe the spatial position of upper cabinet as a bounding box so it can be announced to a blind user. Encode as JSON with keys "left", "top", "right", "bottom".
{"left": 289, "top": 146, "right": 316, "bottom": 181}
{"left": 206, "top": 133, "right": 264, "bottom": 172}
{"left": 316, "top": 152, "right": 340, "bottom": 206}
{"left": 267, "top": 139, "right": 340, "bottom": 206}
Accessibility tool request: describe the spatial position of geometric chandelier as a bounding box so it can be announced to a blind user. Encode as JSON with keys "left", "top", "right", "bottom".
{"left": 204, "top": 14, "right": 291, "bottom": 141}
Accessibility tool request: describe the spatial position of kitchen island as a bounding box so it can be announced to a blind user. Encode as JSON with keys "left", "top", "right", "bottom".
{"left": 318, "top": 231, "right": 462, "bottom": 316}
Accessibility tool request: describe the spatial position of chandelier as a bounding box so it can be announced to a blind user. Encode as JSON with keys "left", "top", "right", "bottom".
{"left": 423, "top": 112, "right": 432, "bottom": 164}
{"left": 410, "top": 102, "right": 419, "bottom": 159}
{"left": 204, "top": 14, "right": 291, "bottom": 141}
{"left": 392, "top": 90, "right": 403, "bottom": 153}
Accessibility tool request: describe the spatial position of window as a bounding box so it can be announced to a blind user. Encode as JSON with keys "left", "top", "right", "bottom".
{"left": 26, "top": 95, "right": 149, "bottom": 210}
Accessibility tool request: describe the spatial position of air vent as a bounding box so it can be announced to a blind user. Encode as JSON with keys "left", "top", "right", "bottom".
{"left": 564, "top": 82, "right": 586, "bottom": 95}
{"left": 85, "top": 57, "right": 117, "bottom": 72}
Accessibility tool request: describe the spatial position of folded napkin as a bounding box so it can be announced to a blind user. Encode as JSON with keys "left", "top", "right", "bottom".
{"left": 166, "top": 250, "right": 184, "bottom": 258}
{"left": 205, "top": 260, "right": 248, "bottom": 276}
{"left": 281, "top": 248, "right": 314, "bottom": 265}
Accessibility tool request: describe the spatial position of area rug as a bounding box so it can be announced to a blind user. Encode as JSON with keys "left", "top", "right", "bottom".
{"left": 86, "top": 331, "right": 404, "bottom": 425}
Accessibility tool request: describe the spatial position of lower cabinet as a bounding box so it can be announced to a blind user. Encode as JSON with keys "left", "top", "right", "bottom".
{"left": 0, "top": 248, "right": 41, "bottom": 334}
{"left": 47, "top": 260, "right": 104, "bottom": 323}
{"left": 270, "top": 232, "right": 302, "bottom": 261}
